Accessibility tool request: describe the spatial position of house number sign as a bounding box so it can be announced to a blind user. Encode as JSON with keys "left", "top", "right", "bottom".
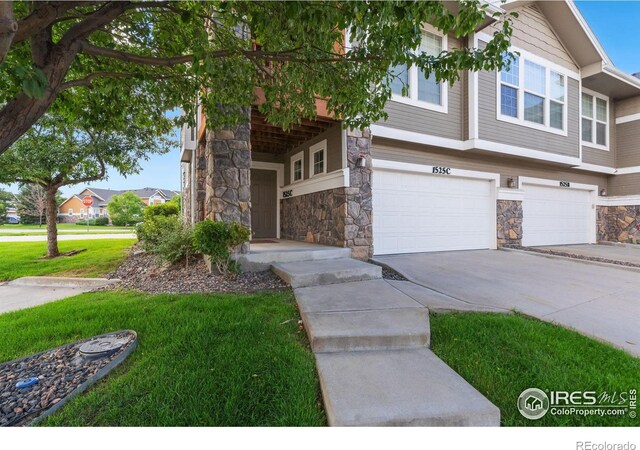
{"left": 559, "top": 181, "right": 571, "bottom": 187}
{"left": 432, "top": 166, "right": 452, "bottom": 175}
{"left": 282, "top": 190, "right": 293, "bottom": 198}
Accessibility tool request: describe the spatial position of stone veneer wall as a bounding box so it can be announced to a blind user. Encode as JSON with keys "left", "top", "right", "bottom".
{"left": 496, "top": 199, "right": 523, "bottom": 246}
{"left": 204, "top": 112, "right": 252, "bottom": 253}
{"left": 279, "top": 128, "right": 373, "bottom": 260}
{"left": 194, "top": 142, "right": 207, "bottom": 223}
{"left": 597, "top": 205, "right": 640, "bottom": 242}
{"left": 280, "top": 188, "right": 346, "bottom": 247}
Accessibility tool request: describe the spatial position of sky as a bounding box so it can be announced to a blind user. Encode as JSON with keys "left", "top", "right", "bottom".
{"left": 2, "top": 1, "right": 639, "bottom": 200}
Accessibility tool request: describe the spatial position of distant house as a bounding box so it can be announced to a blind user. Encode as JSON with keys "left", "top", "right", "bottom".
{"left": 58, "top": 187, "right": 179, "bottom": 223}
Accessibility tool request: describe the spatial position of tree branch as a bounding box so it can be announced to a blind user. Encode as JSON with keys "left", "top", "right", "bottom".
{"left": 0, "top": 0, "right": 18, "bottom": 65}
{"left": 80, "top": 40, "right": 195, "bottom": 66}
{"left": 61, "top": 71, "right": 133, "bottom": 89}
{"left": 65, "top": 157, "right": 106, "bottom": 186}
{"left": 13, "top": 2, "right": 95, "bottom": 44}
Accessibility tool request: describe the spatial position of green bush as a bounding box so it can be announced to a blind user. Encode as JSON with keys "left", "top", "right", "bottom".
{"left": 75, "top": 217, "right": 109, "bottom": 226}
{"left": 143, "top": 202, "right": 179, "bottom": 221}
{"left": 76, "top": 219, "right": 97, "bottom": 226}
{"left": 95, "top": 217, "right": 109, "bottom": 226}
{"left": 193, "top": 219, "right": 250, "bottom": 275}
{"left": 137, "top": 215, "right": 195, "bottom": 265}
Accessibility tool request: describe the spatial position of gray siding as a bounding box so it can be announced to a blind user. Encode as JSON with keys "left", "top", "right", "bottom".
{"left": 375, "top": 35, "right": 464, "bottom": 141}
{"left": 582, "top": 103, "right": 616, "bottom": 167}
{"left": 486, "top": 4, "right": 578, "bottom": 72}
{"left": 608, "top": 173, "right": 640, "bottom": 196}
{"left": 616, "top": 120, "right": 640, "bottom": 168}
{"left": 371, "top": 138, "right": 607, "bottom": 192}
{"left": 283, "top": 124, "right": 343, "bottom": 185}
{"left": 478, "top": 72, "right": 581, "bottom": 158}
{"left": 615, "top": 96, "right": 640, "bottom": 118}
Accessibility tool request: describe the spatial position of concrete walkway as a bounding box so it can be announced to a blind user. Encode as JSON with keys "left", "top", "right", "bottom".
{"left": 0, "top": 277, "right": 117, "bottom": 314}
{"left": 376, "top": 250, "right": 640, "bottom": 357}
{"left": 0, "top": 233, "right": 136, "bottom": 242}
{"left": 534, "top": 243, "right": 640, "bottom": 265}
{"left": 272, "top": 257, "right": 500, "bottom": 426}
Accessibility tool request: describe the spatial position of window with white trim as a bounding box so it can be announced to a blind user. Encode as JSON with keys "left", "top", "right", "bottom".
{"left": 291, "top": 151, "right": 304, "bottom": 183}
{"left": 309, "top": 140, "right": 327, "bottom": 177}
{"left": 68, "top": 208, "right": 73, "bottom": 216}
{"left": 80, "top": 208, "right": 84, "bottom": 217}
{"left": 581, "top": 91, "right": 608, "bottom": 149}
{"left": 498, "top": 53, "right": 567, "bottom": 133}
{"left": 390, "top": 29, "right": 447, "bottom": 112}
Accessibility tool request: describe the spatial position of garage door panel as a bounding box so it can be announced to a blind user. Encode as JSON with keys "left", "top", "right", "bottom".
{"left": 522, "top": 184, "right": 594, "bottom": 247}
{"left": 372, "top": 168, "right": 495, "bottom": 255}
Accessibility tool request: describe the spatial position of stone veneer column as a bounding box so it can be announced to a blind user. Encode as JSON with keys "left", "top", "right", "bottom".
{"left": 194, "top": 142, "right": 207, "bottom": 223}
{"left": 204, "top": 109, "right": 252, "bottom": 253}
{"left": 344, "top": 128, "right": 373, "bottom": 260}
{"left": 496, "top": 199, "right": 523, "bottom": 246}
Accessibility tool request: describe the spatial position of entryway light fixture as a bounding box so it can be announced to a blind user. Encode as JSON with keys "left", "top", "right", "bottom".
{"left": 600, "top": 188, "right": 607, "bottom": 196}
{"left": 356, "top": 155, "right": 367, "bottom": 168}
{"left": 506, "top": 177, "right": 515, "bottom": 188}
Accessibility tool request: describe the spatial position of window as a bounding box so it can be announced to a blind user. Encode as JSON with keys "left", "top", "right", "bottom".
{"left": 68, "top": 209, "right": 73, "bottom": 216}
{"left": 309, "top": 140, "right": 327, "bottom": 177}
{"left": 498, "top": 52, "right": 567, "bottom": 134}
{"left": 291, "top": 151, "right": 304, "bottom": 183}
{"left": 581, "top": 90, "right": 608, "bottom": 149}
{"left": 80, "top": 208, "right": 84, "bottom": 217}
{"left": 389, "top": 29, "right": 447, "bottom": 112}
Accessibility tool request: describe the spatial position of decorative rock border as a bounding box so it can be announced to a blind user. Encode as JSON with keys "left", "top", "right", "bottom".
{"left": 0, "top": 331, "right": 137, "bottom": 427}
{"left": 511, "top": 246, "right": 640, "bottom": 269}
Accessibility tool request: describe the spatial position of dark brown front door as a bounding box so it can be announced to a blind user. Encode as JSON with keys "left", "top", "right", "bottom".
{"left": 250, "top": 169, "right": 277, "bottom": 238}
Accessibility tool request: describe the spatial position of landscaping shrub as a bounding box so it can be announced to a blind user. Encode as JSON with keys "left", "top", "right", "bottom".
{"left": 76, "top": 219, "right": 97, "bottom": 226}
{"left": 94, "top": 217, "right": 109, "bottom": 226}
{"left": 143, "top": 202, "right": 179, "bottom": 220}
{"left": 136, "top": 206, "right": 195, "bottom": 266}
{"left": 75, "top": 218, "right": 108, "bottom": 226}
{"left": 193, "top": 219, "right": 250, "bottom": 275}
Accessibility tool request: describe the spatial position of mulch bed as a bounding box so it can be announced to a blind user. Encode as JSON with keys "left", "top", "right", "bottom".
{"left": 512, "top": 246, "right": 640, "bottom": 269}
{"left": 0, "top": 331, "right": 136, "bottom": 427}
{"left": 380, "top": 266, "right": 408, "bottom": 281}
{"left": 105, "top": 248, "right": 288, "bottom": 294}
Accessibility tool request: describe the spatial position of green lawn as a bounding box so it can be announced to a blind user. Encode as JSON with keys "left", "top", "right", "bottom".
{"left": 430, "top": 312, "right": 640, "bottom": 426}
{"left": 0, "top": 224, "right": 134, "bottom": 236}
{"left": 0, "top": 290, "right": 325, "bottom": 426}
{"left": 0, "top": 239, "right": 135, "bottom": 281}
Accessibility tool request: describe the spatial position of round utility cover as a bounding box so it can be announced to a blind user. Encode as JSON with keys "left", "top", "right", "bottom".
{"left": 79, "top": 335, "right": 130, "bottom": 358}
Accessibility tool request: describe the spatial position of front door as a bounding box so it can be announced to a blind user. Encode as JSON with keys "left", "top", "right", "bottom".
{"left": 250, "top": 169, "right": 278, "bottom": 238}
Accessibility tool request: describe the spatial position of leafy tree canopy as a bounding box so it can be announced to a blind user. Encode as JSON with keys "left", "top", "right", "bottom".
{"left": 0, "top": 0, "right": 515, "bottom": 153}
{"left": 107, "top": 191, "right": 145, "bottom": 226}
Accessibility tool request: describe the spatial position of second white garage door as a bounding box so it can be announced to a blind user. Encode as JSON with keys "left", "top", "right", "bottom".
{"left": 372, "top": 162, "right": 497, "bottom": 255}
{"left": 522, "top": 180, "right": 596, "bottom": 247}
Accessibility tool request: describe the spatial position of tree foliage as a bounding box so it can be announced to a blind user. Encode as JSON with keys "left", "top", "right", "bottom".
{"left": 0, "top": 0, "right": 516, "bottom": 153}
{"left": 107, "top": 191, "right": 145, "bottom": 226}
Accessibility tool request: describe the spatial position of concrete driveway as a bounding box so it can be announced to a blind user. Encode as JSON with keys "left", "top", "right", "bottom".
{"left": 533, "top": 244, "right": 640, "bottom": 265}
{"left": 375, "top": 250, "right": 640, "bottom": 357}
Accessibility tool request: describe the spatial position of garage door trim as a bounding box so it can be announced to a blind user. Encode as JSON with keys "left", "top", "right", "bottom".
{"left": 520, "top": 176, "right": 598, "bottom": 246}
{"left": 372, "top": 159, "right": 500, "bottom": 254}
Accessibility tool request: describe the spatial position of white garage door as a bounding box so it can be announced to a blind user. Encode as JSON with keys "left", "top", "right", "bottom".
{"left": 522, "top": 182, "right": 595, "bottom": 247}
{"left": 372, "top": 166, "right": 496, "bottom": 255}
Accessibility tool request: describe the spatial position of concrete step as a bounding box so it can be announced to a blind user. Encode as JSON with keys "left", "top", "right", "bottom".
{"left": 302, "top": 308, "right": 430, "bottom": 353}
{"left": 272, "top": 258, "right": 382, "bottom": 288}
{"left": 316, "top": 348, "right": 500, "bottom": 426}
{"left": 236, "top": 246, "right": 352, "bottom": 272}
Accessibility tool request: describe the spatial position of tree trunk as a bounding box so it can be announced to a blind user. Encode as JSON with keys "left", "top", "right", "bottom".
{"left": 45, "top": 186, "right": 59, "bottom": 258}
{"left": 0, "top": 1, "right": 17, "bottom": 65}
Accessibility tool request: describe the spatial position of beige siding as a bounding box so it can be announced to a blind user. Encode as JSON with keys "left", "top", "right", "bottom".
{"left": 283, "top": 124, "right": 343, "bottom": 185}
{"left": 376, "top": 35, "right": 464, "bottom": 141}
{"left": 608, "top": 173, "right": 640, "bottom": 196}
{"left": 615, "top": 96, "right": 640, "bottom": 118}
{"left": 487, "top": 4, "right": 578, "bottom": 72}
{"left": 478, "top": 71, "right": 581, "bottom": 157}
{"left": 582, "top": 103, "right": 616, "bottom": 167}
{"left": 58, "top": 197, "right": 84, "bottom": 215}
{"left": 252, "top": 151, "right": 284, "bottom": 164}
{"left": 371, "top": 138, "right": 607, "bottom": 192}
{"left": 616, "top": 120, "right": 640, "bottom": 167}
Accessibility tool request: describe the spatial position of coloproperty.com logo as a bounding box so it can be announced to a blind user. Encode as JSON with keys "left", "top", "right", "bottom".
{"left": 517, "top": 388, "right": 637, "bottom": 420}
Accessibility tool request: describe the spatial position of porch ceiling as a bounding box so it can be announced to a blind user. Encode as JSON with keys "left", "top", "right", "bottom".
{"left": 251, "top": 107, "right": 338, "bottom": 155}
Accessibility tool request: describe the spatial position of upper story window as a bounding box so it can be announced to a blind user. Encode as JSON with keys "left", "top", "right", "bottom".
{"left": 309, "top": 140, "right": 327, "bottom": 177}
{"left": 581, "top": 89, "right": 608, "bottom": 150}
{"left": 390, "top": 29, "right": 447, "bottom": 113}
{"left": 498, "top": 53, "right": 567, "bottom": 135}
{"left": 291, "top": 151, "right": 304, "bottom": 183}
